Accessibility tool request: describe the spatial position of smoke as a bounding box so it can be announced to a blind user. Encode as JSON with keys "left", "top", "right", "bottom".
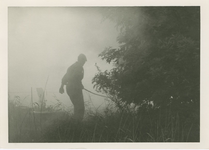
{"left": 8, "top": 7, "right": 119, "bottom": 107}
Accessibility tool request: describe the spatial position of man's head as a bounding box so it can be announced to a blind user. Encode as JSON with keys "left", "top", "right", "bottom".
{"left": 77, "top": 54, "right": 87, "bottom": 66}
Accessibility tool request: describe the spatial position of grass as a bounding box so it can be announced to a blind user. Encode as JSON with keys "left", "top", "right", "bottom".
{"left": 8, "top": 94, "right": 199, "bottom": 142}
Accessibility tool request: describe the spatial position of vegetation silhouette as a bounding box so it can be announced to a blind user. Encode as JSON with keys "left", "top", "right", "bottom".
{"left": 92, "top": 7, "right": 200, "bottom": 141}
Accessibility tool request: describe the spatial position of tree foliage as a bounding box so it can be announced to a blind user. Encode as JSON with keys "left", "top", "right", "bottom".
{"left": 93, "top": 7, "right": 200, "bottom": 109}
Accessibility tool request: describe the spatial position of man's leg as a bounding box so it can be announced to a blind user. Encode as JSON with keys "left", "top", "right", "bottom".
{"left": 67, "top": 87, "right": 85, "bottom": 121}
{"left": 76, "top": 90, "right": 85, "bottom": 121}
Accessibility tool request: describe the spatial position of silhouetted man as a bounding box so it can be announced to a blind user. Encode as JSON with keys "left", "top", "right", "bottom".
{"left": 59, "top": 54, "right": 87, "bottom": 121}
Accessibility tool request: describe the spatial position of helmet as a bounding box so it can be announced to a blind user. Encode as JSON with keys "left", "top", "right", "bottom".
{"left": 78, "top": 53, "right": 87, "bottom": 62}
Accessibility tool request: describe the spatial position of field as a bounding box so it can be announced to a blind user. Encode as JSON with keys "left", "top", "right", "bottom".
{"left": 8, "top": 94, "right": 199, "bottom": 143}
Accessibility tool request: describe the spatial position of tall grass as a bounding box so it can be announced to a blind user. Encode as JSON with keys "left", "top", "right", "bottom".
{"left": 8, "top": 90, "right": 67, "bottom": 142}
{"left": 8, "top": 93, "right": 199, "bottom": 142}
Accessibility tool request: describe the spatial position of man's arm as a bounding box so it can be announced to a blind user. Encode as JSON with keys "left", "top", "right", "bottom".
{"left": 59, "top": 76, "right": 66, "bottom": 94}
{"left": 59, "top": 67, "right": 71, "bottom": 94}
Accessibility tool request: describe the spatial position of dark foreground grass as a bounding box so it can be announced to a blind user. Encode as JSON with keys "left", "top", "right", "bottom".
{"left": 9, "top": 98, "right": 199, "bottom": 142}
{"left": 42, "top": 107, "right": 199, "bottom": 142}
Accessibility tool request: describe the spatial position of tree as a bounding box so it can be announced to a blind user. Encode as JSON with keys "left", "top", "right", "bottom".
{"left": 93, "top": 7, "right": 200, "bottom": 110}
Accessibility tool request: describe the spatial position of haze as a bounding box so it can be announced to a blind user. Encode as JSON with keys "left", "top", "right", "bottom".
{"left": 8, "top": 7, "right": 119, "bottom": 109}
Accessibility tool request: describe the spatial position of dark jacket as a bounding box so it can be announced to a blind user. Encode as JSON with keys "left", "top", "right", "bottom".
{"left": 62, "top": 62, "right": 84, "bottom": 89}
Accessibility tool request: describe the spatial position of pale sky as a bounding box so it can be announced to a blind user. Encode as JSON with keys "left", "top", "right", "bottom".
{"left": 8, "top": 7, "right": 119, "bottom": 108}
